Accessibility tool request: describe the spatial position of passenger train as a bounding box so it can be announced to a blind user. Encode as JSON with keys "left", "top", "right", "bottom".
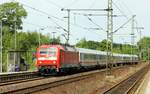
{"left": 35, "top": 44, "right": 138, "bottom": 74}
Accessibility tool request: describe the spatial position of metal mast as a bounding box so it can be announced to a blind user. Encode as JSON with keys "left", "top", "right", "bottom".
{"left": 61, "top": 8, "right": 107, "bottom": 44}
{"left": 61, "top": 9, "right": 70, "bottom": 44}
{"left": 136, "top": 27, "right": 144, "bottom": 60}
{"left": 67, "top": 9, "right": 70, "bottom": 44}
{"left": 106, "top": 0, "right": 113, "bottom": 75}
{"left": 131, "top": 15, "right": 136, "bottom": 62}
{"left": 0, "top": 21, "right": 2, "bottom": 72}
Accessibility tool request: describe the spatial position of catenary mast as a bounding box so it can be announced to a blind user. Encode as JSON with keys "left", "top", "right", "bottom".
{"left": 106, "top": 0, "right": 113, "bottom": 75}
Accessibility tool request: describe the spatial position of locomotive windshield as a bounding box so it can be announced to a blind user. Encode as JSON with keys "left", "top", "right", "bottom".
{"left": 39, "top": 48, "right": 47, "bottom": 54}
{"left": 48, "top": 47, "right": 57, "bottom": 56}
{"left": 39, "top": 47, "right": 57, "bottom": 57}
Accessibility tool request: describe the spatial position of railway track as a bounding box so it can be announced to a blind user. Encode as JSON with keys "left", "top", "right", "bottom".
{"left": 103, "top": 64, "right": 150, "bottom": 94}
{"left": 0, "top": 71, "right": 39, "bottom": 84}
{"left": 0, "top": 77, "right": 44, "bottom": 86}
{"left": 0, "top": 64, "right": 147, "bottom": 94}
{"left": 0, "top": 69, "right": 106, "bottom": 94}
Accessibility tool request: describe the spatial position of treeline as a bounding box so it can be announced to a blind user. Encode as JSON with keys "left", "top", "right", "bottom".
{"left": 1, "top": 2, "right": 150, "bottom": 71}
{"left": 76, "top": 37, "right": 150, "bottom": 61}
{"left": 0, "top": 2, "right": 60, "bottom": 71}
{"left": 2, "top": 27, "right": 60, "bottom": 71}
{"left": 76, "top": 38, "right": 138, "bottom": 54}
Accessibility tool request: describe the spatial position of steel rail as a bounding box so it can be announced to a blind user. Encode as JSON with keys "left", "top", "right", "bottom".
{"left": 1, "top": 65, "right": 133, "bottom": 94}
{"left": 0, "top": 77, "right": 44, "bottom": 86}
{"left": 103, "top": 64, "right": 150, "bottom": 94}
{"left": 1, "top": 69, "right": 106, "bottom": 94}
{"left": 0, "top": 71, "right": 38, "bottom": 83}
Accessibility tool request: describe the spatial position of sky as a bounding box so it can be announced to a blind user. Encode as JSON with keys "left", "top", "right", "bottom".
{"left": 0, "top": 0, "right": 149, "bottom": 45}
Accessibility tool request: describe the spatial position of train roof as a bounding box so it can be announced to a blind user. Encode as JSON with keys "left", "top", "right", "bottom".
{"left": 77, "top": 47, "right": 138, "bottom": 57}
{"left": 77, "top": 48, "right": 107, "bottom": 55}
{"left": 38, "top": 45, "right": 64, "bottom": 50}
{"left": 38, "top": 44, "right": 77, "bottom": 52}
{"left": 38, "top": 44, "right": 138, "bottom": 57}
{"left": 113, "top": 53, "right": 138, "bottom": 57}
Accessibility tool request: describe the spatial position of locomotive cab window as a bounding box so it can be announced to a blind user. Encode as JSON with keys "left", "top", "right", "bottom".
{"left": 48, "top": 47, "right": 57, "bottom": 57}
{"left": 39, "top": 48, "right": 47, "bottom": 54}
{"left": 39, "top": 47, "right": 57, "bottom": 57}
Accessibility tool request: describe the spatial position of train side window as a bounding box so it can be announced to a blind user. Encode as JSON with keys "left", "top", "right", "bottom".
{"left": 80, "top": 53, "right": 84, "bottom": 61}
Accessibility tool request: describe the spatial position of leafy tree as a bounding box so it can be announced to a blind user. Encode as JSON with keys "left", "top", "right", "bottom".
{"left": 0, "top": 2, "right": 27, "bottom": 31}
{"left": 99, "top": 39, "right": 111, "bottom": 51}
{"left": 137, "top": 37, "right": 150, "bottom": 60}
{"left": 0, "top": 2, "right": 27, "bottom": 71}
{"left": 0, "top": 2, "right": 62, "bottom": 71}
{"left": 137, "top": 37, "right": 150, "bottom": 50}
{"left": 76, "top": 38, "right": 138, "bottom": 55}
{"left": 76, "top": 38, "right": 87, "bottom": 48}
{"left": 50, "top": 37, "right": 61, "bottom": 44}
{"left": 2, "top": 26, "right": 13, "bottom": 50}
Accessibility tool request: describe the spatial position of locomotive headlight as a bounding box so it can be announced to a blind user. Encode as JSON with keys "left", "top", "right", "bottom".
{"left": 46, "top": 54, "right": 49, "bottom": 57}
{"left": 53, "top": 61, "right": 56, "bottom": 64}
{"left": 40, "top": 61, "right": 42, "bottom": 64}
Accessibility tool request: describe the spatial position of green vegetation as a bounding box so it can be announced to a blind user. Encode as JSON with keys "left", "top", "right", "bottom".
{"left": 137, "top": 37, "right": 150, "bottom": 60}
{"left": 0, "top": 2, "right": 150, "bottom": 71}
{"left": 0, "top": 2, "right": 27, "bottom": 31}
{"left": 76, "top": 38, "right": 138, "bottom": 55}
{"left": 76, "top": 37, "right": 150, "bottom": 61}
{"left": 0, "top": 2, "right": 60, "bottom": 71}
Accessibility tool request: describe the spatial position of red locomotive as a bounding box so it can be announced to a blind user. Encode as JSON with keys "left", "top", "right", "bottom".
{"left": 35, "top": 44, "right": 138, "bottom": 75}
{"left": 35, "top": 44, "right": 79, "bottom": 74}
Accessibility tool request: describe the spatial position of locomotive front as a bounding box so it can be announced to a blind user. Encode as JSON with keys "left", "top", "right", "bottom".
{"left": 36, "top": 45, "right": 60, "bottom": 74}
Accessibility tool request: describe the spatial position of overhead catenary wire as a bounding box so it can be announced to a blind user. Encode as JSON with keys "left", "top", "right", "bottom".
{"left": 20, "top": 1, "right": 103, "bottom": 34}
{"left": 118, "top": 0, "right": 133, "bottom": 15}
{"left": 113, "top": 0, "right": 143, "bottom": 36}
{"left": 113, "top": 16, "right": 136, "bottom": 33}
{"left": 23, "top": 21, "right": 45, "bottom": 28}
{"left": 21, "top": 0, "right": 139, "bottom": 42}
{"left": 47, "top": 17, "right": 68, "bottom": 33}
{"left": 47, "top": 14, "right": 104, "bottom": 37}
{"left": 20, "top": 1, "right": 71, "bottom": 34}
{"left": 86, "top": 16, "right": 106, "bottom": 32}
{"left": 3, "top": 0, "right": 141, "bottom": 45}
{"left": 23, "top": 21, "right": 64, "bottom": 33}
{"left": 118, "top": 0, "right": 144, "bottom": 36}
{"left": 112, "top": 1, "right": 128, "bottom": 19}
{"left": 20, "top": 1, "right": 65, "bottom": 22}
{"left": 20, "top": 1, "right": 71, "bottom": 33}
{"left": 43, "top": 0, "right": 101, "bottom": 36}
{"left": 113, "top": 1, "right": 142, "bottom": 40}
{"left": 73, "top": 13, "right": 108, "bottom": 16}
{"left": 20, "top": 0, "right": 106, "bottom": 34}
{"left": 112, "top": 1, "right": 141, "bottom": 39}
{"left": 72, "top": 12, "right": 107, "bottom": 33}
{"left": 71, "top": 14, "right": 106, "bottom": 36}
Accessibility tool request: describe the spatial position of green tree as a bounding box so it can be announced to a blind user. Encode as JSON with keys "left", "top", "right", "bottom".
{"left": 137, "top": 37, "right": 150, "bottom": 60}
{"left": 0, "top": 2, "right": 28, "bottom": 51}
{"left": 76, "top": 38, "right": 138, "bottom": 55}
{"left": 50, "top": 37, "right": 61, "bottom": 44}
{"left": 99, "top": 39, "right": 111, "bottom": 51}
{"left": 138, "top": 37, "right": 150, "bottom": 50}
{"left": 0, "top": 2, "right": 27, "bottom": 31}
{"left": 76, "top": 38, "right": 87, "bottom": 48}
{"left": 0, "top": 2, "right": 27, "bottom": 71}
{"left": 0, "top": 2, "right": 62, "bottom": 71}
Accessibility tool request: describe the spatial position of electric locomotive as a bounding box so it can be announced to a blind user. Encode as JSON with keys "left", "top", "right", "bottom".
{"left": 35, "top": 44, "right": 138, "bottom": 75}
{"left": 35, "top": 44, "right": 79, "bottom": 74}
